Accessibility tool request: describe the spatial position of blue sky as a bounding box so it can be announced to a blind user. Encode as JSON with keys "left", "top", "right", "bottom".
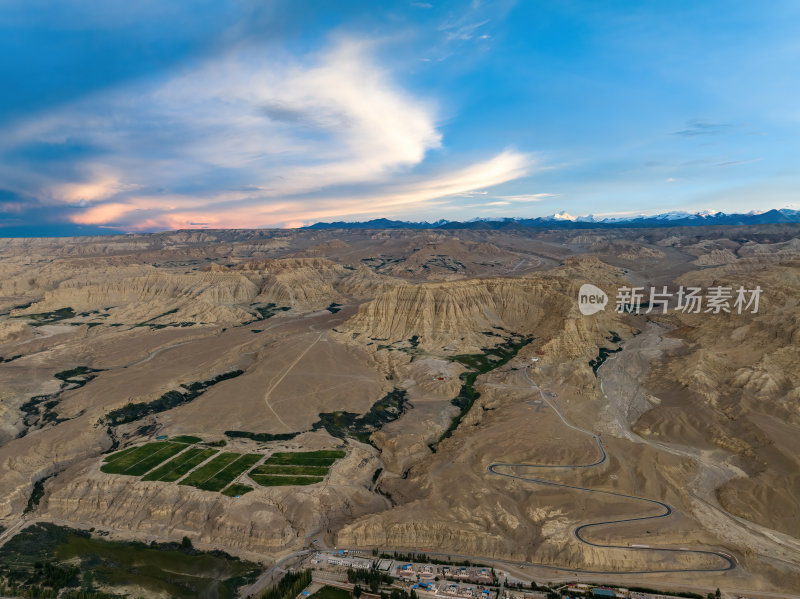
{"left": 1, "top": 0, "right": 798, "bottom": 234}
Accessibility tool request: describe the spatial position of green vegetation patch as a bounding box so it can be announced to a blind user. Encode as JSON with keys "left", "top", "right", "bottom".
{"left": 15, "top": 307, "right": 75, "bottom": 326}
{"left": 101, "top": 445, "right": 138, "bottom": 463}
{"left": 24, "top": 473, "right": 56, "bottom": 515}
{"left": 589, "top": 346, "right": 622, "bottom": 375}
{"left": 0, "top": 523, "right": 260, "bottom": 599}
{"left": 311, "top": 586, "right": 351, "bottom": 599}
{"left": 260, "top": 569, "right": 311, "bottom": 599}
{"left": 18, "top": 365, "right": 105, "bottom": 435}
{"left": 312, "top": 388, "right": 408, "bottom": 441}
{"left": 101, "top": 370, "right": 244, "bottom": 426}
{"left": 133, "top": 308, "right": 178, "bottom": 327}
{"left": 54, "top": 366, "right": 103, "bottom": 386}
{"left": 227, "top": 389, "right": 408, "bottom": 446}
{"left": 251, "top": 464, "right": 329, "bottom": 476}
{"left": 203, "top": 439, "right": 227, "bottom": 447}
{"left": 120, "top": 443, "right": 187, "bottom": 476}
{"left": 253, "top": 302, "right": 291, "bottom": 320}
{"left": 247, "top": 451, "right": 344, "bottom": 487}
{"left": 142, "top": 448, "right": 218, "bottom": 482}
{"left": 251, "top": 475, "right": 323, "bottom": 487}
{"left": 179, "top": 453, "right": 240, "bottom": 488}
{"left": 225, "top": 430, "right": 300, "bottom": 442}
{"left": 171, "top": 435, "right": 203, "bottom": 444}
{"left": 194, "top": 454, "right": 262, "bottom": 492}
{"left": 100, "top": 442, "right": 175, "bottom": 474}
{"left": 54, "top": 366, "right": 97, "bottom": 381}
{"left": 222, "top": 484, "right": 254, "bottom": 497}
{"left": 439, "top": 334, "right": 533, "bottom": 443}
{"left": 264, "top": 450, "right": 344, "bottom": 466}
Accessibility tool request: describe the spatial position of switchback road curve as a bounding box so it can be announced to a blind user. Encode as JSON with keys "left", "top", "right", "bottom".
{"left": 488, "top": 369, "right": 736, "bottom": 575}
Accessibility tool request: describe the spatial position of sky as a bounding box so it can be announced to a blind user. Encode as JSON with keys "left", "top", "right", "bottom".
{"left": 1, "top": 0, "right": 799, "bottom": 235}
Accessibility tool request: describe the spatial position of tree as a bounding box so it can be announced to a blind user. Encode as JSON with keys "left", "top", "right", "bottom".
{"left": 81, "top": 570, "right": 94, "bottom": 591}
{"left": 181, "top": 536, "right": 193, "bottom": 549}
{"left": 354, "top": 585, "right": 363, "bottom": 599}
{"left": 715, "top": 589, "right": 721, "bottom": 599}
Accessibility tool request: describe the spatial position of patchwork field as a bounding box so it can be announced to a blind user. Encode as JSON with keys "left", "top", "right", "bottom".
{"left": 99, "top": 441, "right": 346, "bottom": 494}
{"left": 142, "top": 447, "right": 219, "bottom": 482}
{"left": 249, "top": 450, "right": 345, "bottom": 487}
{"left": 186, "top": 454, "right": 262, "bottom": 492}
{"left": 100, "top": 442, "right": 187, "bottom": 475}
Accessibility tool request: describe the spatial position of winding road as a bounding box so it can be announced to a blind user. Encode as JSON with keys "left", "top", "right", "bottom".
{"left": 488, "top": 368, "right": 736, "bottom": 575}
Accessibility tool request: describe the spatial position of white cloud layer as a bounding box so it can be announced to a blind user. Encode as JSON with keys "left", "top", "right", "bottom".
{"left": 1, "top": 38, "right": 532, "bottom": 229}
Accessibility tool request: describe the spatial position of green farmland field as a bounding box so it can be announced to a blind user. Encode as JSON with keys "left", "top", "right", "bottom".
{"left": 251, "top": 464, "right": 329, "bottom": 476}
{"left": 264, "top": 450, "right": 344, "bottom": 466}
{"left": 100, "top": 442, "right": 183, "bottom": 475}
{"left": 196, "top": 454, "right": 262, "bottom": 492}
{"left": 179, "top": 453, "right": 240, "bottom": 487}
{"left": 102, "top": 445, "right": 138, "bottom": 463}
{"left": 122, "top": 443, "right": 187, "bottom": 476}
{"left": 142, "top": 448, "right": 218, "bottom": 482}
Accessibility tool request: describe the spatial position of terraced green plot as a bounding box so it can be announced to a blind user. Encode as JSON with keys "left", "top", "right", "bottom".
{"left": 179, "top": 453, "right": 240, "bottom": 487}
{"left": 102, "top": 445, "right": 139, "bottom": 463}
{"left": 222, "top": 484, "right": 254, "bottom": 497}
{"left": 100, "top": 442, "right": 184, "bottom": 475}
{"left": 250, "top": 450, "right": 344, "bottom": 487}
{"left": 251, "top": 464, "right": 329, "bottom": 476}
{"left": 123, "top": 443, "right": 187, "bottom": 476}
{"left": 102, "top": 444, "right": 345, "bottom": 493}
{"left": 251, "top": 474, "right": 324, "bottom": 486}
{"left": 264, "top": 450, "right": 344, "bottom": 466}
{"left": 142, "top": 447, "right": 219, "bottom": 482}
{"left": 195, "top": 454, "right": 262, "bottom": 492}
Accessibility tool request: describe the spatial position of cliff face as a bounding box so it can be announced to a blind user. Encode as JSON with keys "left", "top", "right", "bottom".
{"left": 0, "top": 415, "right": 108, "bottom": 518}
{"left": 337, "top": 257, "right": 628, "bottom": 355}
{"left": 7, "top": 257, "right": 395, "bottom": 326}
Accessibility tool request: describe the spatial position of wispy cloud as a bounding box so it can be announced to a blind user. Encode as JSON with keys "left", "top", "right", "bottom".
{"left": 491, "top": 193, "right": 556, "bottom": 202}
{"left": 714, "top": 157, "right": 762, "bottom": 167}
{"left": 673, "top": 119, "right": 731, "bottom": 137}
{"left": 0, "top": 37, "right": 531, "bottom": 230}
{"left": 440, "top": 19, "right": 490, "bottom": 41}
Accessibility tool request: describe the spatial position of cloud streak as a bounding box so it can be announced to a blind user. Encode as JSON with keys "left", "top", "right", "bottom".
{"left": 0, "top": 37, "right": 531, "bottom": 230}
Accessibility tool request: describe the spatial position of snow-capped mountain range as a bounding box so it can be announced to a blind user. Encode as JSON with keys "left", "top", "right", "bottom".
{"left": 305, "top": 208, "right": 800, "bottom": 229}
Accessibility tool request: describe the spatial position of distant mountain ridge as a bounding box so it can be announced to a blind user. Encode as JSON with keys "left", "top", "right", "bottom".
{"left": 304, "top": 208, "right": 800, "bottom": 230}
